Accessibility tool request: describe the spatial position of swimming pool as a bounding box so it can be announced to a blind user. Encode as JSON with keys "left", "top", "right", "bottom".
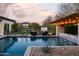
{"left": 0, "top": 37, "right": 78, "bottom": 56}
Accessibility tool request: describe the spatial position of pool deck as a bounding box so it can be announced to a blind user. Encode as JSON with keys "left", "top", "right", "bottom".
{"left": 0, "top": 35, "right": 6, "bottom": 39}
{"left": 24, "top": 47, "right": 32, "bottom": 56}
{"left": 24, "top": 46, "right": 79, "bottom": 56}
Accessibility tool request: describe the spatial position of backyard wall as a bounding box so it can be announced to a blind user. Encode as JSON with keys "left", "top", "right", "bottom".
{"left": 56, "top": 25, "right": 64, "bottom": 36}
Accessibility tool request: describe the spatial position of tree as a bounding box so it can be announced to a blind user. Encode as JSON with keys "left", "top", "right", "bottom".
{"left": 55, "top": 3, "right": 79, "bottom": 19}
{"left": 12, "top": 23, "right": 18, "bottom": 33}
{"left": 42, "top": 16, "right": 56, "bottom": 34}
{"left": 48, "top": 24, "right": 56, "bottom": 35}
{"left": 12, "top": 23, "right": 26, "bottom": 33}
{"left": 42, "top": 16, "right": 53, "bottom": 27}
{"left": 28, "top": 23, "right": 41, "bottom": 32}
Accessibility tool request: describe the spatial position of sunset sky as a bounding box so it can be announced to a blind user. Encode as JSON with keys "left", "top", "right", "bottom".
{"left": 0, "top": 3, "right": 59, "bottom": 24}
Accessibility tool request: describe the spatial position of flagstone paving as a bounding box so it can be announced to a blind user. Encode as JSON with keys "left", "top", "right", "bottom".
{"left": 30, "top": 47, "right": 79, "bottom": 56}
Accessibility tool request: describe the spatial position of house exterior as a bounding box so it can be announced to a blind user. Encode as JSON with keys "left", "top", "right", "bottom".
{"left": 49, "top": 13, "right": 79, "bottom": 45}
{"left": 0, "top": 16, "right": 15, "bottom": 35}
{"left": 41, "top": 27, "right": 48, "bottom": 32}
{"left": 49, "top": 13, "right": 79, "bottom": 37}
{"left": 18, "top": 22, "right": 30, "bottom": 27}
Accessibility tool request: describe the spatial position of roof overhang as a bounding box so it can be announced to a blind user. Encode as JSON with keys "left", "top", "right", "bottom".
{"left": 0, "top": 16, "right": 16, "bottom": 23}
{"left": 50, "top": 13, "right": 79, "bottom": 25}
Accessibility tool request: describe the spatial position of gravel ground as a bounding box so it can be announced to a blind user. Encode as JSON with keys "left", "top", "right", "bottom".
{"left": 30, "top": 47, "right": 79, "bottom": 56}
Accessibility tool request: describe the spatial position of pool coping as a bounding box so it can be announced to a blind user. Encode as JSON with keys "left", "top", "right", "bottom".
{"left": 24, "top": 47, "right": 32, "bottom": 56}
{"left": 2, "top": 35, "right": 58, "bottom": 38}
{"left": 0, "top": 35, "right": 59, "bottom": 40}
{"left": 24, "top": 46, "right": 79, "bottom": 56}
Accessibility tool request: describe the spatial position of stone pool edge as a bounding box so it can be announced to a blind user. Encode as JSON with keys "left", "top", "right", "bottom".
{"left": 24, "top": 46, "right": 32, "bottom": 56}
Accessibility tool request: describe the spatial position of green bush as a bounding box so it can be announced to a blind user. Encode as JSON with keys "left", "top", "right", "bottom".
{"left": 64, "top": 24, "right": 78, "bottom": 35}
{"left": 48, "top": 24, "right": 56, "bottom": 35}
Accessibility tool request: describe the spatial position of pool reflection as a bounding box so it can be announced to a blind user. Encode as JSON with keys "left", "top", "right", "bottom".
{"left": 0, "top": 37, "right": 17, "bottom": 55}
{"left": 30, "top": 37, "right": 37, "bottom": 41}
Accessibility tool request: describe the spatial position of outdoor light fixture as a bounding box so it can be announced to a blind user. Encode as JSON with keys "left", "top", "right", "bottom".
{"left": 69, "top": 19, "right": 72, "bottom": 23}
{"left": 78, "top": 19, "right": 79, "bottom": 23}
{"left": 72, "top": 20, "right": 76, "bottom": 23}
{"left": 61, "top": 21, "right": 64, "bottom": 24}
{"left": 76, "top": 17, "right": 79, "bottom": 19}
{"left": 65, "top": 20, "right": 68, "bottom": 24}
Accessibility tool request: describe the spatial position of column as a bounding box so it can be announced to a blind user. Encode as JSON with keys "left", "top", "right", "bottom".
{"left": 9, "top": 24, "right": 12, "bottom": 33}
{"left": 0, "top": 22, "right": 4, "bottom": 35}
{"left": 78, "top": 23, "right": 79, "bottom": 38}
{"left": 77, "top": 23, "right": 79, "bottom": 45}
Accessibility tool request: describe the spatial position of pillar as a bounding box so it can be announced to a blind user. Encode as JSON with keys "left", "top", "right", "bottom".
{"left": 0, "top": 22, "right": 4, "bottom": 35}
{"left": 77, "top": 23, "right": 79, "bottom": 45}
{"left": 78, "top": 23, "right": 79, "bottom": 38}
{"left": 9, "top": 24, "right": 12, "bottom": 33}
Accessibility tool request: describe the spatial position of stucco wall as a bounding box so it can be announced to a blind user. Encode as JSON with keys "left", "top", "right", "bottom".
{"left": 23, "top": 24, "right": 29, "bottom": 27}
{"left": 56, "top": 25, "right": 64, "bottom": 36}
{"left": 2, "top": 19, "right": 14, "bottom": 33}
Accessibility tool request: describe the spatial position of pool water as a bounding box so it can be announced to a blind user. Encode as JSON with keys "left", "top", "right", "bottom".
{"left": 0, "top": 37, "right": 77, "bottom": 56}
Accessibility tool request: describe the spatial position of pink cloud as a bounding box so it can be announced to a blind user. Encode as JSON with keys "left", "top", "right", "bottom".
{"left": 38, "top": 11, "right": 56, "bottom": 16}
{"left": 5, "top": 3, "right": 57, "bottom": 24}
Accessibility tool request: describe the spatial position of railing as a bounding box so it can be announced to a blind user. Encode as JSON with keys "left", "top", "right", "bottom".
{"left": 59, "top": 33, "right": 79, "bottom": 44}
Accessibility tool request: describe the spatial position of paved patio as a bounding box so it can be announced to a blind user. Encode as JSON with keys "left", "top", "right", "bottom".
{"left": 30, "top": 46, "right": 79, "bottom": 56}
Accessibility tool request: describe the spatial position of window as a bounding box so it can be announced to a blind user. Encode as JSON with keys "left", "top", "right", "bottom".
{"left": 64, "top": 24, "right": 78, "bottom": 35}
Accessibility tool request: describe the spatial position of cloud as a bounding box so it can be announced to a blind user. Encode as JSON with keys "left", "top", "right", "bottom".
{"left": 38, "top": 11, "right": 56, "bottom": 16}
{"left": 0, "top": 3, "right": 12, "bottom": 16}
{"left": 5, "top": 3, "right": 57, "bottom": 24}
